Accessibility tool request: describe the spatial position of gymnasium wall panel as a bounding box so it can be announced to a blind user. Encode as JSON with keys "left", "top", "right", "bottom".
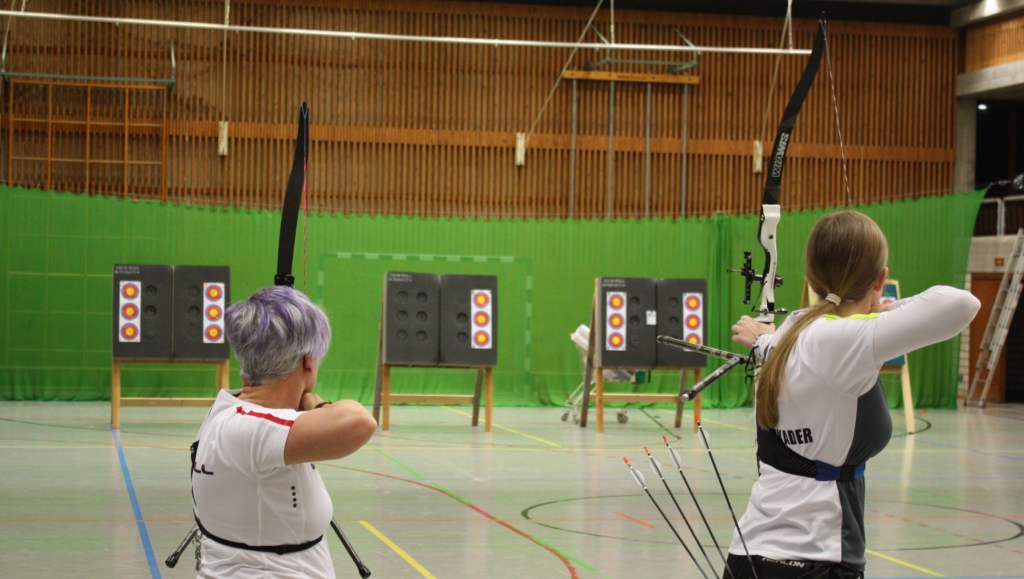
{"left": 0, "top": 186, "right": 984, "bottom": 410}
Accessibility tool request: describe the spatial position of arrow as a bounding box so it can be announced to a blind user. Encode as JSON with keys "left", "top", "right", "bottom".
{"left": 624, "top": 458, "right": 711, "bottom": 579}
{"left": 644, "top": 447, "right": 720, "bottom": 578}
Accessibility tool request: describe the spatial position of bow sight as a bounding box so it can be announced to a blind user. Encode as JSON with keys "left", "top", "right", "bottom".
{"left": 727, "top": 250, "right": 787, "bottom": 316}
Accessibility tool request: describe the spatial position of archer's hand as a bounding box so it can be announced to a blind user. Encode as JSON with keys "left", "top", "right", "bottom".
{"left": 300, "top": 392, "right": 326, "bottom": 411}
{"left": 731, "top": 315, "right": 775, "bottom": 350}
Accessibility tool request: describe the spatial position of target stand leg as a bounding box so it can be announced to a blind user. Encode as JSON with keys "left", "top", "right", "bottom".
{"left": 472, "top": 369, "right": 483, "bottom": 427}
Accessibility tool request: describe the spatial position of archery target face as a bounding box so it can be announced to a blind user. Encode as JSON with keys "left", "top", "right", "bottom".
{"left": 203, "top": 283, "right": 226, "bottom": 344}
{"left": 879, "top": 296, "right": 896, "bottom": 308}
{"left": 683, "top": 292, "right": 704, "bottom": 346}
{"left": 605, "top": 291, "right": 627, "bottom": 351}
{"left": 470, "top": 290, "right": 492, "bottom": 349}
{"left": 118, "top": 280, "right": 142, "bottom": 343}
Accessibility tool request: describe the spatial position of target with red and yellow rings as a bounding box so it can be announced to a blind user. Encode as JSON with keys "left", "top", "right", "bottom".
{"left": 605, "top": 291, "right": 627, "bottom": 351}
{"left": 682, "top": 292, "right": 704, "bottom": 350}
{"left": 203, "top": 283, "right": 226, "bottom": 344}
{"left": 121, "top": 323, "right": 139, "bottom": 341}
{"left": 206, "top": 285, "right": 222, "bottom": 301}
{"left": 470, "top": 290, "right": 493, "bottom": 350}
{"left": 206, "top": 304, "right": 223, "bottom": 322}
{"left": 206, "top": 325, "right": 223, "bottom": 341}
{"left": 118, "top": 280, "right": 142, "bottom": 343}
{"left": 122, "top": 283, "right": 140, "bottom": 300}
{"left": 608, "top": 332, "right": 624, "bottom": 349}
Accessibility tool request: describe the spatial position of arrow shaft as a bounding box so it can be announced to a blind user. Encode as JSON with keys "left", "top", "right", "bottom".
{"left": 644, "top": 488, "right": 711, "bottom": 579}
{"left": 699, "top": 426, "right": 759, "bottom": 579}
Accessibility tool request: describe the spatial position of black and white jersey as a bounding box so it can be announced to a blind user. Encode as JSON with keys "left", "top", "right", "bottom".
{"left": 729, "top": 286, "right": 979, "bottom": 569}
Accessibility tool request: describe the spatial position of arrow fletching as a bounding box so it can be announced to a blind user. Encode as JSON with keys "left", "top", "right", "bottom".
{"left": 624, "top": 458, "right": 647, "bottom": 489}
{"left": 644, "top": 447, "right": 664, "bottom": 479}
{"left": 698, "top": 422, "right": 711, "bottom": 451}
{"left": 668, "top": 445, "right": 683, "bottom": 470}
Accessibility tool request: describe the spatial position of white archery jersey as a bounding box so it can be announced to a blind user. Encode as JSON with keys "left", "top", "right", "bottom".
{"left": 192, "top": 389, "right": 335, "bottom": 579}
{"left": 729, "top": 286, "right": 979, "bottom": 569}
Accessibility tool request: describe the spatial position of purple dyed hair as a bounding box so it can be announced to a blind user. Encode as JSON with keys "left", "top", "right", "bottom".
{"left": 225, "top": 286, "right": 332, "bottom": 386}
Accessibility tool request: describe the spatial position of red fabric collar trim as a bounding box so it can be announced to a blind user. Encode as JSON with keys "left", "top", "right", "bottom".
{"left": 236, "top": 406, "right": 295, "bottom": 427}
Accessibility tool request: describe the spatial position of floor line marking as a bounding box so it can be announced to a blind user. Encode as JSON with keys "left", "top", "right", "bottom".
{"left": 879, "top": 480, "right": 965, "bottom": 503}
{"left": 112, "top": 427, "right": 161, "bottom": 579}
{"left": 613, "top": 512, "right": 655, "bottom": 528}
{"left": 359, "top": 520, "right": 438, "bottom": 579}
{"left": 442, "top": 406, "right": 565, "bottom": 448}
{"left": 913, "top": 438, "right": 1024, "bottom": 462}
{"left": 654, "top": 409, "right": 753, "bottom": 432}
{"left": 368, "top": 447, "right": 469, "bottom": 503}
{"left": 322, "top": 463, "right": 589, "bottom": 576}
{"left": 865, "top": 549, "right": 944, "bottom": 577}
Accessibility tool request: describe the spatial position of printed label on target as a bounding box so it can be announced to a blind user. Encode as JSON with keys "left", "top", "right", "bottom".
{"left": 118, "top": 281, "right": 142, "bottom": 343}
{"left": 606, "top": 291, "right": 626, "bottom": 351}
{"left": 203, "top": 283, "right": 226, "bottom": 344}
{"left": 471, "top": 290, "right": 493, "bottom": 349}
{"left": 682, "top": 292, "right": 704, "bottom": 346}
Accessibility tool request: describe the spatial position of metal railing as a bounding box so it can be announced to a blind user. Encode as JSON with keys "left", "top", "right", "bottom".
{"left": 980, "top": 194, "right": 1024, "bottom": 236}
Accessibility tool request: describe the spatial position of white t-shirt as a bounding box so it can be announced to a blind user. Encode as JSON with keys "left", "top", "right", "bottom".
{"left": 729, "top": 286, "right": 979, "bottom": 568}
{"left": 192, "top": 389, "right": 334, "bottom": 579}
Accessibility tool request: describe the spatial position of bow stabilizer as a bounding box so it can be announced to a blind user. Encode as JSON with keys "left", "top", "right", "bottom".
{"left": 730, "top": 17, "right": 828, "bottom": 322}
{"left": 275, "top": 102, "right": 310, "bottom": 288}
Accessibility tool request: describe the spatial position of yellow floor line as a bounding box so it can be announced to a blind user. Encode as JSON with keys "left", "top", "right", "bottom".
{"left": 865, "top": 548, "right": 944, "bottom": 577}
{"left": 654, "top": 409, "right": 753, "bottom": 432}
{"left": 360, "top": 520, "right": 439, "bottom": 579}
{"left": 441, "top": 407, "right": 565, "bottom": 449}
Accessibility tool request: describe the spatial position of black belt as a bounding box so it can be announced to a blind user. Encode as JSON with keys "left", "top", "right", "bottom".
{"left": 195, "top": 515, "right": 324, "bottom": 556}
{"left": 756, "top": 426, "right": 865, "bottom": 483}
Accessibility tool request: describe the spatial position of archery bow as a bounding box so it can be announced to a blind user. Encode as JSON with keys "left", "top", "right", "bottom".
{"left": 275, "top": 102, "right": 310, "bottom": 289}
{"left": 273, "top": 103, "right": 372, "bottom": 579}
{"left": 729, "top": 16, "right": 828, "bottom": 323}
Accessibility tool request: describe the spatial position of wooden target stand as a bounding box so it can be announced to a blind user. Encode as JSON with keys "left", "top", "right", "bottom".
{"left": 802, "top": 280, "right": 916, "bottom": 435}
{"left": 371, "top": 312, "right": 493, "bottom": 432}
{"left": 578, "top": 283, "right": 703, "bottom": 433}
{"left": 111, "top": 359, "right": 230, "bottom": 429}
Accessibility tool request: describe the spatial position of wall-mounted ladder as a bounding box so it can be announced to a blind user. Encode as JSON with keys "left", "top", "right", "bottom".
{"left": 965, "top": 228, "right": 1024, "bottom": 408}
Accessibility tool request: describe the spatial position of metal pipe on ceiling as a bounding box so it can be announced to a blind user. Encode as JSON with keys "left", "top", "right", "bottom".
{"left": 0, "top": 10, "right": 813, "bottom": 55}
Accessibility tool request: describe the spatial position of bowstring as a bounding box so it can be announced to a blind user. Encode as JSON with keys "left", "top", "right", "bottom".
{"left": 302, "top": 159, "right": 308, "bottom": 294}
{"left": 823, "top": 21, "right": 852, "bottom": 207}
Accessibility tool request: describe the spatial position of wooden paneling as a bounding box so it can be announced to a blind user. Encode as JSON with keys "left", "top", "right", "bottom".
{"left": 1, "top": 0, "right": 958, "bottom": 218}
{"left": 965, "top": 12, "right": 1024, "bottom": 72}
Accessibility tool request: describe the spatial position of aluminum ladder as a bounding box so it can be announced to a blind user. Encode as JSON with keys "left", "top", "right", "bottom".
{"left": 965, "top": 228, "right": 1024, "bottom": 408}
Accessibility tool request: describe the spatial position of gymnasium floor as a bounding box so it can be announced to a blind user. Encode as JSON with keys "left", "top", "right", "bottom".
{"left": 1, "top": 403, "right": 1022, "bottom": 579}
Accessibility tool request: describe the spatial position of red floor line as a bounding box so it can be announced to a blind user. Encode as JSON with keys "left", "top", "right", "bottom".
{"left": 613, "top": 511, "right": 656, "bottom": 528}
{"left": 335, "top": 465, "right": 581, "bottom": 579}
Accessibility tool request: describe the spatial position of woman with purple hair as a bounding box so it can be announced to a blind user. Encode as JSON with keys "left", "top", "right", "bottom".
{"left": 190, "top": 285, "right": 377, "bottom": 578}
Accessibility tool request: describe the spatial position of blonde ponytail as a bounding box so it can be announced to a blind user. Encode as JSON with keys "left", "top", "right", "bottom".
{"left": 755, "top": 211, "right": 888, "bottom": 430}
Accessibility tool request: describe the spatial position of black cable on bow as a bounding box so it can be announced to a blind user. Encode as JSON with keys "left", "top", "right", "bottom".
{"left": 275, "top": 102, "right": 310, "bottom": 288}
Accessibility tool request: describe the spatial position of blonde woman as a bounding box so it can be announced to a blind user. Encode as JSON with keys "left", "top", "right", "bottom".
{"left": 726, "top": 211, "right": 979, "bottom": 579}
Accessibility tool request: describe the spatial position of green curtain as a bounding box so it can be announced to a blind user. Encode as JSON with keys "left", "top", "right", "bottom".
{"left": 0, "top": 186, "right": 984, "bottom": 408}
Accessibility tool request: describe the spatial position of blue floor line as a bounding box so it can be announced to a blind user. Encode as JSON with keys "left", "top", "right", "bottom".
{"left": 112, "top": 426, "right": 161, "bottom": 579}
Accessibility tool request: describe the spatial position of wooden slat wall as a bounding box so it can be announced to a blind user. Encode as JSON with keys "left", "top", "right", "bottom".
{"left": 965, "top": 12, "right": 1024, "bottom": 72}
{"left": 2, "top": 0, "right": 958, "bottom": 218}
